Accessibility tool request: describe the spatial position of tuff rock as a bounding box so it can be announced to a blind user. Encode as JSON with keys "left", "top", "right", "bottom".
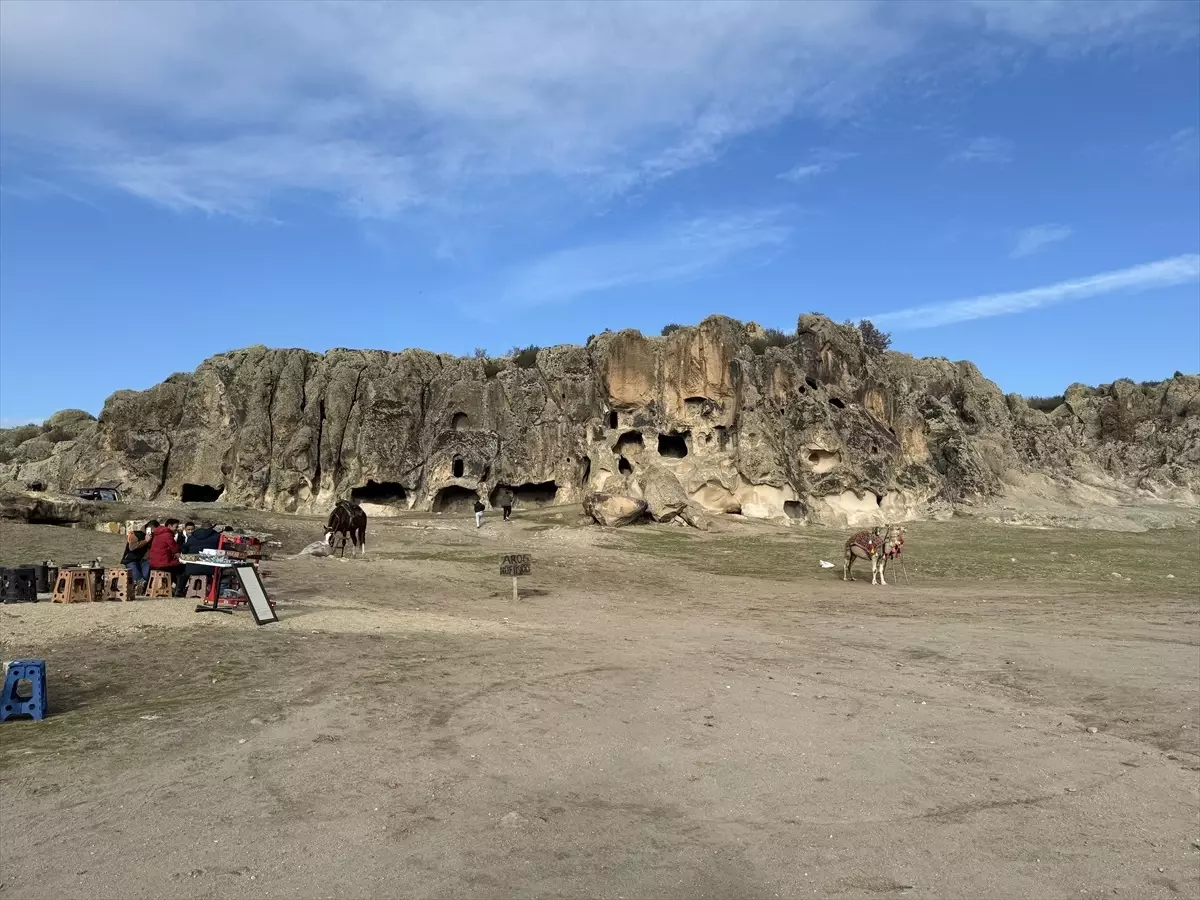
{"left": 583, "top": 493, "right": 649, "bottom": 528}
{"left": 1, "top": 315, "right": 1197, "bottom": 527}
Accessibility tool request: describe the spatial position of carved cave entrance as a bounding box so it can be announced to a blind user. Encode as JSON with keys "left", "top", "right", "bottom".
{"left": 432, "top": 486, "right": 480, "bottom": 513}
{"left": 452, "top": 412, "right": 469, "bottom": 431}
{"left": 489, "top": 481, "right": 559, "bottom": 508}
{"left": 618, "top": 456, "right": 633, "bottom": 475}
{"left": 657, "top": 431, "right": 689, "bottom": 458}
{"left": 350, "top": 480, "right": 408, "bottom": 504}
{"left": 614, "top": 431, "right": 643, "bottom": 454}
{"left": 452, "top": 456, "right": 465, "bottom": 478}
{"left": 181, "top": 483, "right": 224, "bottom": 503}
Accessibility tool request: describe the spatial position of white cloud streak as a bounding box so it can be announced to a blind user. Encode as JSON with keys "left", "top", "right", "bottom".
{"left": 0, "top": 0, "right": 1192, "bottom": 222}
{"left": 867, "top": 254, "right": 1200, "bottom": 330}
{"left": 472, "top": 210, "right": 790, "bottom": 315}
{"left": 1011, "top": 223, "right": 1074, "bottom": 258}
{"left": 951, "top": 136, "right": 1014, "bottom": 164}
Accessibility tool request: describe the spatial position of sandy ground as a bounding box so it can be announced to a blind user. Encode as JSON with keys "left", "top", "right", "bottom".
{"left": 1, "top": 511, "right": 1198, "bottom": 900}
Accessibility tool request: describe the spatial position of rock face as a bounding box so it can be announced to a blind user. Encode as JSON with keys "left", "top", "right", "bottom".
{"left": 2, "top": 315, "right": 1197, "bottom": 527}
{"left": 583, "top": 493, "right": 648, "bottom": 528}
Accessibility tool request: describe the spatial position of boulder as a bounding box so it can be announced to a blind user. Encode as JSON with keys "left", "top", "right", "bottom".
{"left": 583, "top": 492, "right": 647, "bottom": 527}
{"left": 0, "top": 491, "right": 84, "bottom": 525}
{"left": 636, "top": 465, "right": 689, "bottom": 522}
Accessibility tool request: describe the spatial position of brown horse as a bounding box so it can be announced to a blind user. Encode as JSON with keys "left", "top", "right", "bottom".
{"left": 325, "top": 500, "right": 368, "bottom": 557}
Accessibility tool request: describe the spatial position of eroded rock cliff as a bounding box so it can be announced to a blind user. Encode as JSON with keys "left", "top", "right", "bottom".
{"left": 2, "top": 315, "right": 1197, "bottom": 526}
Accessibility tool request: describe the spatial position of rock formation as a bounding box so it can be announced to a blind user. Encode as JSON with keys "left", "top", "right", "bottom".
{"left": 2, "top": 315, "right": 1197, "bottom": 527}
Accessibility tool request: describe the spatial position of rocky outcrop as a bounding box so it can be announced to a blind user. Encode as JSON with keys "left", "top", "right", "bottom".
{"left": 583, "top": 493, "right": 648, "bottom": 528}
{"left": 1, "top": 316, "right": 1197, "bottom": 527}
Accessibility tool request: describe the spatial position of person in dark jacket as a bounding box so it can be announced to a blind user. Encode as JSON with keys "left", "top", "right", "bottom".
{"left": 473, "top": 499, "right": 485, "bottom": 528}
{"left": 148, "top": 519, "right": 184, "bottom": 595}
{"left": 495, "top": 487, "right": 514, "bottom": 521}
{"left": 122, "top": 520, "right": 156, "bottom": 594}
{"left": 178, "top": 522, "right": 222, "bottom": 595}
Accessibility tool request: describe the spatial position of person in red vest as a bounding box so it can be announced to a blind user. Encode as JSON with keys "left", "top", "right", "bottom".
{"left": 148, "top": 518, "right": 185, "bottom": 596}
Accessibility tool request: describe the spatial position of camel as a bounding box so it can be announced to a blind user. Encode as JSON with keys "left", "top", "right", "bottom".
{"left": 325, "top": 499, "right": 368, "bottom": 557}
{"left": 843, "top": 524, "right": 903, "bottom": 585}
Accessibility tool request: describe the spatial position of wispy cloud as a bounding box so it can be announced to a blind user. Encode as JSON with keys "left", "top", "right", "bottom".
{"left": 951, "top": 136, "right": 1014, "bottom": 164}
{"left": 778, "top": 150, "right": 854, "bottom": 184}
{"left": 474, "top": 210, "right": 790, "bottom": 315}
{"left": 0, "top": 0, "right": 1191, "bottom": 223}
{"left": 1148, "top": 127, "right": 1200, "bottom": 171}
{"left": 867, "top": 254, "right": 1200, "bottom": 330}
{"left": 779, "top": 163, "right": 833, "bottom": 183}
{"left": 1011, "top": 223, "right": 1073, "bottom": 258}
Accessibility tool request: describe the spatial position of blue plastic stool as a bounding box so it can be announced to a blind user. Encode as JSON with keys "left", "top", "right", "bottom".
{"left": 1, "top": 659, "right": 47, "bottom": 722}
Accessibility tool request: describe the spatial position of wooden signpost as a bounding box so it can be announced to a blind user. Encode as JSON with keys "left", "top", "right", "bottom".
{"left": 499, "top": 554, "right": 532, "bottom": 601}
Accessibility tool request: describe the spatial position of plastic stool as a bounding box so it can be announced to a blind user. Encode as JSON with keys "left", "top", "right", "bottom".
{"left": 1, "top": 659, "right": 47, "bottom": 722}
{"left": 1, "top": 567, "right": 37, "bottom": 603}
{"left": 184, "top": 575, "right": 209, "bottom": 599}
{"left": 147, "top": 570, "right": 174, "bottom": 598}
{"left": 104, "top": 568, "right": 132, "bottom": 601}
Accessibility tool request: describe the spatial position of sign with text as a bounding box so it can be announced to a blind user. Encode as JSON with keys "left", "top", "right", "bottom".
{"left": 499, "top": 554, "right": 532, "bottom": 577}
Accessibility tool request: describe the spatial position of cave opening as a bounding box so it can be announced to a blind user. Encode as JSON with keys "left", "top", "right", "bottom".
{"left": 614, "top": 430, "right": 644, "bottom": 454}
{"left": 657, "top": 431, "right": 689, "bottom": 459}
{"left": 580, "top": 456, "right": 592, "bottom": 485}
{"left": 452, "top": 456, "right": 465, "bottom": 478}
{"left": 618, "top": 456, "right": 633, "bottom": 475}
{"left": 489, "top": 481, "right": 559, "bottom": 507}
{"left": 684, "top": 396, "right": 712, "bottom": 416}
{"left": 608, "top": 410, "right": 619, "bottom": 429}
{"left": 875, "top": 492, "right": 885, "bottom": 506}
{"left": 805, "top": 376, "right": 819, "bottom": 390}
{"left": 432, "top": 486, "right": 480, "bottom": 513}
{"left": 181, "top": 483, "right": 224, "bottom": 503}
{"left": 784, "top": 500, "right": 804, "bottom": 520}
{"left": 828, "top": 397, "right": 846, "bottom": 410}
{"left": 451, "top": 412, "right": 469, "bottom": 431}
{"left": 350, "top": 480, "right": 408, "bottom": 504}
{"left": 804, "top": 448, "right": 841, "bottom": 474}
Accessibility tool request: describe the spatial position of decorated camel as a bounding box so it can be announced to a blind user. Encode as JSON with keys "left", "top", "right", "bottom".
{"left": 843, "top": 524, "right": 905, "bottom": 585}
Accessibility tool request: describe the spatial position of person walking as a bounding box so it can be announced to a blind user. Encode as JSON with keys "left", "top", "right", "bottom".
{"left": 473, "top": 498, "right": 485, "bottom": 529}
{"left": 496, "top": 487, "right": 514, "bottom": 521}
{"left": 122, "top": 520, "right": 155, "bottom": 595}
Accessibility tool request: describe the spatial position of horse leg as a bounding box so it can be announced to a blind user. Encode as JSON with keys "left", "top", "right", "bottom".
{"left": 358, "top": 527, "right": 366, "bottom": 556}
{"left": 339, "top": 532, "right": 347, "bottom": 558}
{"left": 843, "top": 550, "right": 854, "bottom": 582}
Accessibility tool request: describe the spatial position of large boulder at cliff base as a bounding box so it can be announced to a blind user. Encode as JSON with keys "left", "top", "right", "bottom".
{"left": 583, "top": 493, "right": 648, "bottom": 527}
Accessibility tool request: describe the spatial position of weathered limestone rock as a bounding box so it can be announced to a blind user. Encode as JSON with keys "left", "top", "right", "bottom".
{"left": 636, "top": 465, "right": 689, "bottom": 523}
{"left": 1, "top": 315, "right": 1196, "bottom": 527}
{"left": 583, "top": 493, "right": 647, "bottom": 528}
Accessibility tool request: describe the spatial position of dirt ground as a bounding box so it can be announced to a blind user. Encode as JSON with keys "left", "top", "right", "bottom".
{"left": 1, "top": 509, "right": 1198, "bottom": 900}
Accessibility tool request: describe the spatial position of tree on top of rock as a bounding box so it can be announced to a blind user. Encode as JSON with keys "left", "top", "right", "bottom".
{"left": 858, "top": 319, "right": 892, "bottom": 354}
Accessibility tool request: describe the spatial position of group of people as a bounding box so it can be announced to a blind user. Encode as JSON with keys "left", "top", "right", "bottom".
{"left": 121, "top": 518, "right": 230, "bottom": 597}
{"left": 474, "top": 489, "right": 514, "bottom": 528}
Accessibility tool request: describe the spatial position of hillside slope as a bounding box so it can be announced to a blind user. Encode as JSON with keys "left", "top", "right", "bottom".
{"left": 2, "top": 315, "right": 1197, "bottom": 526}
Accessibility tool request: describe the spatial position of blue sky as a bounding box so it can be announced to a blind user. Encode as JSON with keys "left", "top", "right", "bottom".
{"left": 1, "top": 0, "right": 1198, "bottom": 424}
